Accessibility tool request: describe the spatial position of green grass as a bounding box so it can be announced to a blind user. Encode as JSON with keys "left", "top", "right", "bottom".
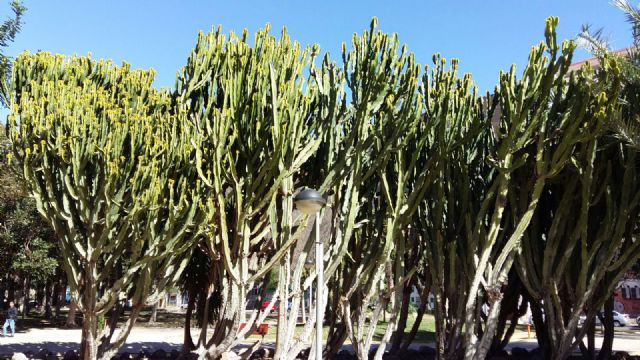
{"left": 248, "top": 313, "right": 436, "bottom": 344}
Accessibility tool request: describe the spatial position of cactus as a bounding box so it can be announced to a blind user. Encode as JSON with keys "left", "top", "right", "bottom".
{"left": 514, "top": 55, "right": 634, "bottom": 360}
{"left": 6, "top": 53, "right": 205, "bottom": 360}
{"left": 175, "top": 24, "right": 333, "bottom": 359}
{"left": 415, "top": 17, "right": 618, "bottom": 360}
{"left": 417, "top": 54, "right": 492, "bottom": 360}
{"left": 4, "top": 16, "right": 635, "bottom": 360}
{"left": 291, "top": 18, "right": 423, "bottom": 359}
{"left": 267, "top": 49, "right": 348, "bottom": 360}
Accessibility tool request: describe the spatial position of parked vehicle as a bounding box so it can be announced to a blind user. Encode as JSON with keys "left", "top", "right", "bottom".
{"left": 579, "top": 311, "right": 630, "bottom": 327}
{"left": 611, "top": 311, "right": 630, "bottom": 326}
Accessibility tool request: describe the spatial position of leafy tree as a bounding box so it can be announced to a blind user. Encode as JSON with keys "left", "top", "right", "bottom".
{"left": 0, "top": 0, "right": 25, "bottom": 107}
{"left": 1, "top": 124, "right": 58, "bottom": 315}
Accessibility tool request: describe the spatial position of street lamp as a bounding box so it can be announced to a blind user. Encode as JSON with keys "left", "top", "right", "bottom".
{"left": 294, "top": 188, "right": 326, "bottom": 360}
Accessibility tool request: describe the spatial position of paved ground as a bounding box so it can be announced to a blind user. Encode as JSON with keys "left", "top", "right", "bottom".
{"left": 0, "top": 327, "right": 639, "bottom": 356}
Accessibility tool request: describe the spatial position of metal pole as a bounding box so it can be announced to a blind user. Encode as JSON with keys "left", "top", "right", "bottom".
{"left": 315, "top": 211, "right": 323, "bottom": 360}
{"left": 301, "top": 286, "right": 306, "bottom": 324}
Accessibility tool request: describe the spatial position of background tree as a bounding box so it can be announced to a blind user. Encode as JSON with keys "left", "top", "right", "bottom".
{"left": 1, "top": 124, "right": 59, "bottom": 318}
{"left": 0, "top": 0, "right": 25, "bottom": 107}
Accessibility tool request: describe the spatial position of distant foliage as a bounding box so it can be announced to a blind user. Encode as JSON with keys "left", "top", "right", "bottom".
{"left": 0, "top": 0, "right": 25, "bottom": 107}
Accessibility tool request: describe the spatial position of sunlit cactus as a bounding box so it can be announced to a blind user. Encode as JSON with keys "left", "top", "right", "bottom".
{"left": 3, "top": 14, "right": 636, "bottom": 360}
{"left": 514, "top": 55, "right": 632, "bottom": 360}
{"left": 415, "top": 17, "right": 621, "bottom": 360}
{"left": 175, "top": 24, "right": 333, "bottom": 359}
{"left": 7, "top": 52, "right": 205, "bottom": 360}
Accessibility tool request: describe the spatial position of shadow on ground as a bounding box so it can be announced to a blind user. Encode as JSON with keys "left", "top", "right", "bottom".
{"left": 0, "top": 341, "right": 181, "bottom": 355}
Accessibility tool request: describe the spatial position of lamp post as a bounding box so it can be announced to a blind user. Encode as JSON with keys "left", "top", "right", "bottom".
{"left": 294, "top": 188, "right": 326, "bottom": 360}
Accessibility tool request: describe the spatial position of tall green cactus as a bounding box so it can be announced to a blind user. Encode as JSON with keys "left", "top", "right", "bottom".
{"left": 176, "top": 24, "right": 331, "bottom": 359}
{"left": 271, "top": 53, "right": 346, "bottom": 360}
{"left": 304, "top": 19, "right": 428, "bottom": 359}
{"left": 6, "top": 53, "right": 205, "bottom": 360}
{"left": 336, "top": 46, "right": 483, "bottom": 360}
{"left": 416, "top": 17, "right": 615, "bottom": 360}
{"left": 416, "top": 54, "right": 491, "bottom": 360}
{"left": 514, "top": 55, "right": 631, "bottom": 360}
{"left": 465, "top": 18, "right": 618, "bottom": 360}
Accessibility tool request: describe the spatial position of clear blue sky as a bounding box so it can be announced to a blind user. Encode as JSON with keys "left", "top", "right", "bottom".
{"left": 0, "top": 1, "right": 634, "bottom": 93}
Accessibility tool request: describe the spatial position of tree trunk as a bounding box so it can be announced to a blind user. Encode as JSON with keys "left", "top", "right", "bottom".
{"left": 583, "top": 320, "right": 595, "bottom": 360}
{"left": 8, "top": 275, "right": 16, "bottom": 303}
{"left": 80, "top": 307, "right": 99, "bottom": 359}
{"left": 390, "top": 282, "right": 412, "bottom": 354}
{"left": 54, "top": 276, "right": 64, "bottom": 319}
{"left": 44, "top": 279, "right": 53, "bottom": 319}
{"left": 37, "top": 284, "right": 45, "bottom": 310}
{"left": 198, "top": 285, "right": 212, "bottom": 347}
{"left": 597, "top": 296, "right": 614, "bottom": 360}
{"left": 21, "top": 277, "right": 29, "bottom": 318}
{"left": 301, "top": 288, "right": 306, "bottom": 324}
{"left": 98, "top": 300, "right": 125, "bottom": 355}
{"left": 530, "top": 300, "right": 550, "bottom": 357}
{"left": 80, "top": 265, "right": 99, "bottom": 360}
{"left": 183, "top": 293, "right": 197, "bottom": 352}
{"left": 0, "top": 278, "right": 5, "bottom": 308}
{"left": 53, "top": 280, "right": 59, "bottom": 314}
{"left": 589, "top": 323, "right": 595, "bottom": 359}
{"left": 400, "top": 284, "right": 429, "bottom": 353}
{"left": 149, "top": 301, "right": 158, "bottom": 324}
{"left": 324, "top": 323, "right": 347, "bottom": 360}
{"left": 66, "top": 298, "right": 78, "bottom": 327}
{"left": 434, "top": 290, "right": 447, "bottom": 360}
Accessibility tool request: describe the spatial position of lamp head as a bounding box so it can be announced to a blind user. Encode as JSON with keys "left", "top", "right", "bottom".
{"left": 294, "top": 188, "right": 326, "bottom": 215}
{"left": 305, "top": 258, "right": 315, "bottom": 269}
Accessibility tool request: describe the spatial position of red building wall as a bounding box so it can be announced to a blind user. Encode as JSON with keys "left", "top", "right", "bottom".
{"left": 614, "top": 288, "right": 640, "bottom": 317}
{"left": 614, "top": 271, "right": 640, "bottom": 317}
